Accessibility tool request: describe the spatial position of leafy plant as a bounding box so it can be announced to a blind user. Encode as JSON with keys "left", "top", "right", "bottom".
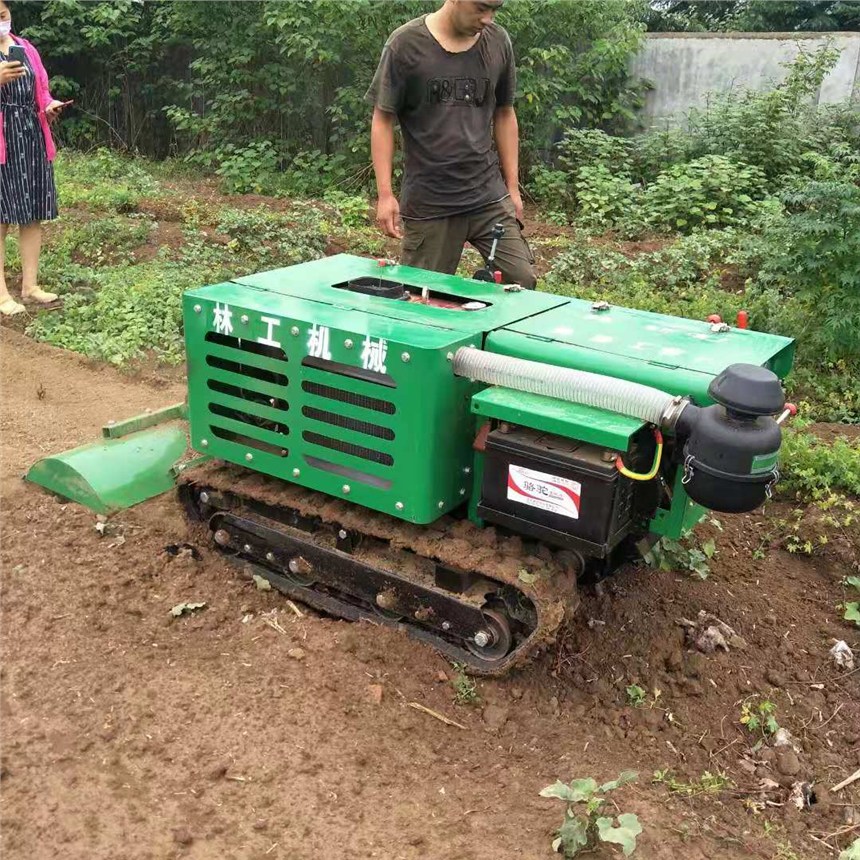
{"left": 556, "top": 129, "right": 635, "bottom": 179}
{"left": 776, "top": 492, "right": 860, "bottom": 564}
{"left": 54, "top": 149, "right": 159, "bottom": 212}
{"left": 740, "top": 699, "right": 780, "bottom": 739}
{"left": 451, "top": 663, "right": 479, "bottom": 706}
{"left": 574, "top": 165, "right": 643, "bottom": 231}
{"left": 529, "top": 165, "right": 575, "bottom": 216}
{"left": 625, "top": 685, "right": 646, "bottom": 707}
{"left": 27, "top": 258, "right": 189, "bottom": 366}
{"left": 215, "top": 140, "right": 281, "bottom": 194}
{"left": 644, "top": 533, "right": 717, "bottom": 580}
{"left": 683, "top": 44, "right": 849, "bottom": 182}
{"left": 540, "top": 771, "right": 641, "bottom": 858}
{"left": 322, "top": 191, "right": 371, "bottom": 230}
{"left": 840, "top": 837, "right": 860, "bottom": 860}
{"left": 843, "top": 577, "right": 860, "bottom": 628}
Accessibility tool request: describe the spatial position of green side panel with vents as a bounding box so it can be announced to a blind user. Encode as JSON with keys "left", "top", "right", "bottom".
{"left": 182, "top": 256, "right": 566, "bottom": 525}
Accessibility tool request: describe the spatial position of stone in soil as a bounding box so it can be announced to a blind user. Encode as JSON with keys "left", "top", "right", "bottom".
{"left": 776, "top": 748, "right": 801, "bottom": 777}
{"left": 482, "top": 704, "right": 509, "bottom": 732}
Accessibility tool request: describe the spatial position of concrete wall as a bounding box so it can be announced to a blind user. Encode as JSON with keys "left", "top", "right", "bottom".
{"left": 630, "top": 32, "right": 860, "bottom": 126}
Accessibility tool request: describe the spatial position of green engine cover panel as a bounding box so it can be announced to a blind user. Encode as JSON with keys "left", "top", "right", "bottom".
{"left": 183, "top": 255, "right": 565, "bottom": 525}
{"left": 487, "top": 299, "right": 795, "bottom": 405}
{"left": 233, "top": 254, "right": 566, "bottom": 339}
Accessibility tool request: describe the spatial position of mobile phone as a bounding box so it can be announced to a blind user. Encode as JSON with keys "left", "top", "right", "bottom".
{"left": 7, "top": 44, "right": 27, "bottom": 65}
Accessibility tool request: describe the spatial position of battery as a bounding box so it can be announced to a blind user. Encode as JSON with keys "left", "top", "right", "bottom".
{"left": 477, "top": 426, "right": 633, "bottom": 557}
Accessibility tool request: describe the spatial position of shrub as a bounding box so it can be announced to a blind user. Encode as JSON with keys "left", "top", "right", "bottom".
{"left": 557, "top": 129, "right": 634, "bottom": 179}
{"left": 574, "top": 165, "right": 642, "bottom": 230}
{"left": 684, "top": 43, "right": 848, "bottom": 182}
{"left": 778, "top": 425, "right": 860, "bottom": 499}
{"left": 215, "top": 140, "right": 281, "bottom": 194}
{"left": 639, "top": 156, "right": 768, "bottom": 233}
{"left": 749, "top": 179, "right": 860, "bottom": 363}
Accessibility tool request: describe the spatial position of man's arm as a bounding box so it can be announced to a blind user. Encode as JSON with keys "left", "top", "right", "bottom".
{"left": 371, "top": 107, "right": 403, "bottom": 239}
{"left": 494, "top": 105, "right": 523, "bottom": 223}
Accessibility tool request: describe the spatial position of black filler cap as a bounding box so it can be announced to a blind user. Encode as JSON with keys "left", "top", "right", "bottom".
{"left": 708, "top": 364, "right": 785, "bottom": 417}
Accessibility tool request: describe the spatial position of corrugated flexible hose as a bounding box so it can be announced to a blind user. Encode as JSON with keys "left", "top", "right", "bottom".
{"left": 452, "top": 348, "right": 680, "bottom": 429}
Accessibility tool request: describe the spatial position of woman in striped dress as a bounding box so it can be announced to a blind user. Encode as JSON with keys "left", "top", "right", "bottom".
{"left": 0, "top": 0, "right": 69, "bottom": 316}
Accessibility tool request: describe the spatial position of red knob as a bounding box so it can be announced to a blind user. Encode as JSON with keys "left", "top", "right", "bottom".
{"left": 737, "top": 310, "right": 749, "bottom": 329}
{"left": 493, "top": 270, "right": 502, "bottom": 284}
{"left": 785, "top": 402, "right": 798, "bottom": 417}
{"left": 707, "top": 314, "right": 722, "bottom": 324}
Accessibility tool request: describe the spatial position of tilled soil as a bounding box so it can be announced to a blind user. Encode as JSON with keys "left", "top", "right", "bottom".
{"left": 1, "top": 326, "right": 859, "bottom": 860}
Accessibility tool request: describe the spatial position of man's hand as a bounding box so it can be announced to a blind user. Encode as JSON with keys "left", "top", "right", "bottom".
{"left": 508, "top": 186, "right": 524, "bottom": 226}
{"left": 376, "top": 192, "right": 403, "bottom": 239}
{"left": 45, "top": 100, "right": 70, "bottom": 123}
{"left": 0, "top": 61, "right": 26, "bottom": 86}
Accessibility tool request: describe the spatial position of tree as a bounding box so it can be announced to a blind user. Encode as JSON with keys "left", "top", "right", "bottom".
{"left": 646, "top": 0, "right": 860, "bottom": 32}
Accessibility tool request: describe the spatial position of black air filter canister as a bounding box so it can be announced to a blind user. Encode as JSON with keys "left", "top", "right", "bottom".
{"left": 678, "top": 364, "right": 784, "bottom": 513}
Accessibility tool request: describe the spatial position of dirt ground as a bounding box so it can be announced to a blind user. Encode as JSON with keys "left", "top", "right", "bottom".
{"left": 1, "top": 326, "right": 859, "bottom": 860}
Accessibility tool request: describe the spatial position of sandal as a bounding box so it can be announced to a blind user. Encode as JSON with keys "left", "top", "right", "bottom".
{"left": 0, "top": 298, "right": 26, "bottom": 316}
{"left": 22, "top": 288, "right": 59, "bottom": 304}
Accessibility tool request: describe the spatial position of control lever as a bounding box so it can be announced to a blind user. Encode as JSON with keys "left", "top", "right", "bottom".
{"left": 473, "top": 222, "right": 505, "bottom": 282}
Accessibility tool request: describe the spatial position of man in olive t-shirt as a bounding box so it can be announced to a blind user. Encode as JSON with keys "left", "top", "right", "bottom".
{"left": 366, "top": 0, "right": 536, "bottom": 288}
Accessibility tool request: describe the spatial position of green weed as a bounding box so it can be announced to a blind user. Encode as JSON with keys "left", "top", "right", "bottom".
{"left": 843, "top": 576, "right": 860, "bottom": 628}
{"left": 652, "top": 768, "right": 732, "bottom": 796}
{"left": 740, "top": 699, "right": 780, "bottom": 739}
{"left": 625, "top": 685, "right": 646, "bottom": 707}
{"left": 451, "top": 663, "right": 479, "bottom": 706}
{"left": 643, "top": 533, "right": 717, "bottom": 580}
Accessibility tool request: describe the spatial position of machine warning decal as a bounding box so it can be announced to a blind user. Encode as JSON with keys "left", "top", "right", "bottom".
{"left": 507, "top": 465, "right": 581, "bottom": 520}
{"left": 361, "top": 335, "right": 388, "bottom": 373}
{"left": 307, "top": 324, "right": 332, "bottom": 360}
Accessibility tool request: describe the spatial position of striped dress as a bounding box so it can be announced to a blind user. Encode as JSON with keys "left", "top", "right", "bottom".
{"left": 0, "top": 45, "right": 58, "bottom": 224}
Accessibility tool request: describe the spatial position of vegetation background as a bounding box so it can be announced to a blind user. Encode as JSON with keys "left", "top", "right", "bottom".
{"left": 5, "top": 0, "right": 859, "bottom": 494}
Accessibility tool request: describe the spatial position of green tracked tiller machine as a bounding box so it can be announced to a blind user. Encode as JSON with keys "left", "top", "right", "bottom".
{"left": 28, "top": 255, "right": 796, "bottom": 673}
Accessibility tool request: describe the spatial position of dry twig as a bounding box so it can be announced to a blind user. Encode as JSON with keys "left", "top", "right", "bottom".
{"left": 263, "top": 617, "right": 288, "bottom": 636}
{"left": 408, "top": 702, "right": 466, "bottom": 730}
{"left": 814, "top": 703, "right": 844, "bottom": 731}
{"left": 831, "top": 768, "right": 860, "bottom": 793}
{"left": 286, "top": 600, "right": 304, "bottom": 618}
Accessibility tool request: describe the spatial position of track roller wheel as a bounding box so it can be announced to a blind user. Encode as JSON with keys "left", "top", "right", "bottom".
{"left": 283, "top": 556, "right": 316, "bottom": 588}
{"left": 465, "top": 607, "right": 512, "bottom": 663}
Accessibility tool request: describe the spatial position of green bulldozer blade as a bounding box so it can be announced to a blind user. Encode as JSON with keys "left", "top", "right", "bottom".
{"left": 26, "top": 403, "right": 201, "bottom": 515}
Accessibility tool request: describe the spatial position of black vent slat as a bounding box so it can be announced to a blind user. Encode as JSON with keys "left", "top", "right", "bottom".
{"left": 302, "top": 356, "right": 396, "bottom": 388}
{"left": 207, "top": 355, "right": 288, "bottom": 387}
{"left": 302, "top": 406, "right": 394, "bottom": 441}
{"left": 211, "top": 426, "right": 288, "bottom": 457}
{"left": 207, "top": 379, "right": 289, "bottom": 411}
{"left": 209, "top": 403, "right": 289, "bottom": 434}
{"left": 301, "top": 381, "right": 395, "bottom": 414}
{"left": 304, "top": 455, "right": 393, "bottom": 490}
{"left": 302, "top": 432, "right": 393, "bottom": 466}
{"left": 205, "top": 331, "right": 287, "bottom": 362}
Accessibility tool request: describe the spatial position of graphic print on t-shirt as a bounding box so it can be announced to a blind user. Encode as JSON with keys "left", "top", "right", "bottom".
{"left": 426, "top": 76, "right": 491, "bottom": 106}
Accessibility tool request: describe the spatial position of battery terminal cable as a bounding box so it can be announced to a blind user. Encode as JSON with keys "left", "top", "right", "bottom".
{"left": 615, "top": 428, "right": 664, "bottom": 481}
